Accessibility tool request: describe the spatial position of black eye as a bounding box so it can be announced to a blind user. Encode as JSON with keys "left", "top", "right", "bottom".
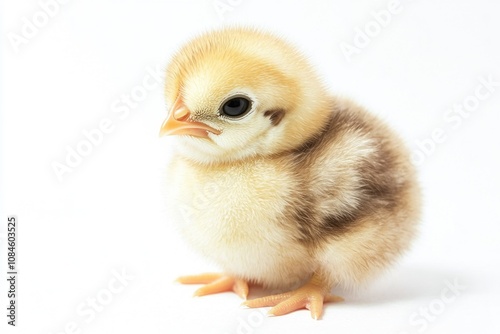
{"left": 221, "top": 97, "right": 251, "bottom": 117}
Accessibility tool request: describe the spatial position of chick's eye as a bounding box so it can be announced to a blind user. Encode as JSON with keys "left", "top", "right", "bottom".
{"left": 221, "top": 97, "right": 251, "bottom": 117}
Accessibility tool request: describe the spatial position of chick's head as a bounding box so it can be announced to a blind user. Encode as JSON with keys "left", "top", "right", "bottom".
{"left": 161, "top": 28, "right": 330, "bottom": 164}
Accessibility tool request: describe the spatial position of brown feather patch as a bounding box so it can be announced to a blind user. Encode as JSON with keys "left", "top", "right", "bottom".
{"left": 264, "top": 109, "right": 285, "bottom": 126}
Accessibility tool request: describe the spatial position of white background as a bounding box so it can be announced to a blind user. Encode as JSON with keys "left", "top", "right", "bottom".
{"left": 1, "top": 0, "right": 499, "bottom": 333}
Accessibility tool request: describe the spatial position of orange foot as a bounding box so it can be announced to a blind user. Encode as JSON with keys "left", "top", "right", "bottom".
{"left": 242, "top": 276, "right": 343, "bottom": 320}
{"left": 176, "top": 273, "right": 249, "bottom": 300}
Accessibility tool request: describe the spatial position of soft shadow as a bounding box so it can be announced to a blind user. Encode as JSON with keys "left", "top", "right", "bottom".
{"left": 246, "top": 265, "right": 472, "bottom": 307}
{"left": 339, "top": 265, "right": 472, "bottom": 306}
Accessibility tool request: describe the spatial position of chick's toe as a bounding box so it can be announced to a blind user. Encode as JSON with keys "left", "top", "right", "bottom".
{"left": 177, "top": 273, "right": 249, "bottom": 300}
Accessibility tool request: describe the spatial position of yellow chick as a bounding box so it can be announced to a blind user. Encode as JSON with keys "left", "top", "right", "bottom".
{"left": 160, "top": 27, "right": 420, "bottom": 319}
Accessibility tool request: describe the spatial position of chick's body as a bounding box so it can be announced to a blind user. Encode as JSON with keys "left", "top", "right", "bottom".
{"left": 162, "top": 28, "right": 420, "bottom": 318}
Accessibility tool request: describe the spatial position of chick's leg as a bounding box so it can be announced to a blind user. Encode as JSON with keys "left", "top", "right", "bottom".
{"left": 242, "top": 274, "right": 343, "bottom": 319}
{"left": 177, "top": 273, "right": 249, "bottom": 299}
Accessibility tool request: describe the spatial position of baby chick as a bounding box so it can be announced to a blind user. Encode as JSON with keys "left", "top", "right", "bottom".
{"left": 160, "top": 27, "right": 420, "bottom": 319}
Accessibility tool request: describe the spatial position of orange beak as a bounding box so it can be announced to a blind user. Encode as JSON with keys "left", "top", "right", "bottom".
{"left": 159, "top": 96, "right": 221, "bottom": 138}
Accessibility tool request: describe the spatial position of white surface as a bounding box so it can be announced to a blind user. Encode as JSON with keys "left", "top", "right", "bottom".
{"left": 1, "top": 0, "right": 499, "bottom": 333}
